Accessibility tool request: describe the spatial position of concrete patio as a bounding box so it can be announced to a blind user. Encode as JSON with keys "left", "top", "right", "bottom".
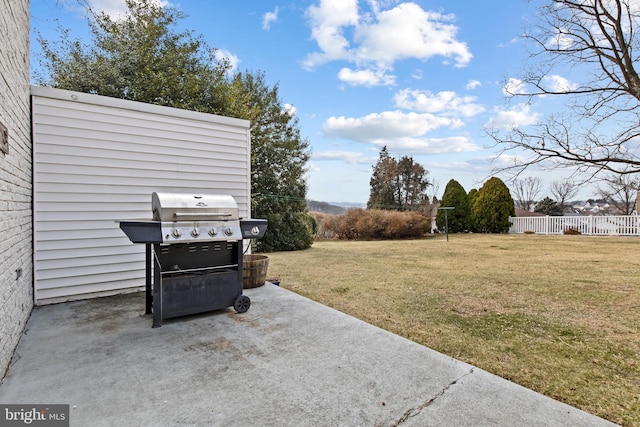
{"left": 0, "top": 284, "right": 617, "bottom": 426}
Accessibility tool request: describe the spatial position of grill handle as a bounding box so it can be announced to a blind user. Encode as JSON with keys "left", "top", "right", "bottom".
{"left": 173, "top": 212, "right": 234, "bottom": 219}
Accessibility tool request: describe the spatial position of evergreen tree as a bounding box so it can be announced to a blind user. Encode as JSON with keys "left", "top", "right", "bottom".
{"left": 224, "top": 72, "right": 312, "bottom": 251}
{"left": 534, "top": 197, "right": 564, "bottom": 216}
{"left": 367, "top": 147, "right": 430, "bottom": 211}
{"left": 35, "top": 0, "right": 230, "bottom": 112}
{"left": 367, "top": 146, "right": 398, "bottom": 209}
{"left": 396, "top": 156, "right": 430, "bottom": 211}
{"left": 471, "top": 177, "right": 515, "bottom": 233}
{"left": 467, "top": 188, "right": 479, "bottom": 232}
{"left": 436, "top": 180, "right": 470, "bottom": 232}
{"left": 35, "top": 0, "right": 313, "bottom": 251}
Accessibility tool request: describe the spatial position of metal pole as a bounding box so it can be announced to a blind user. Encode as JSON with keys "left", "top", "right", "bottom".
{"left": 437, "top": 206, "right": 455, "bottom": 242}
{"left": 145, "top": 244, "right": 152, "bottom": 314}
{"left": 445, "top": 210, "right": 449, "bottom": 242}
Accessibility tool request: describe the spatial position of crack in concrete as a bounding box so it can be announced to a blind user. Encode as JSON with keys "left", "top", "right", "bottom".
{"left": 391, "top": 368, "right": 474, "bottom": 426}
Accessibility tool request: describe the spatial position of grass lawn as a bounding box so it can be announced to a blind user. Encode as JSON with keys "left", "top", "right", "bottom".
{"left": 265, "top": 234, "right": 639, "bottom": 426}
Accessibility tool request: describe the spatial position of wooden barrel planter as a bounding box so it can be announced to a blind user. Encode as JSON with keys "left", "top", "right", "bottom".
{"left": 242, "top": 254, "right": 269, "bottom": 289}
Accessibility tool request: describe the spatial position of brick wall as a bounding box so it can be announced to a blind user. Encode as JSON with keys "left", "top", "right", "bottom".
{"left": 0, "top": 0, "right": 33, "bottom": 378}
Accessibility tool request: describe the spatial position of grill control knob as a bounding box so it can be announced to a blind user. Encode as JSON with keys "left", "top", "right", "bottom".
{"left": 208, "top": 228, "right": 218, "bottom": 237}
{"left": 191, "top": 228, "right": 200, "bottom": 238}
{"left": 251, "top": 226, "right": 260, "bottom": 236}
{"left": 225, "top": 227, "right": 234, "bottom": 236}
{"left": 172, "top": 229, "right": 181, "bottom": 238}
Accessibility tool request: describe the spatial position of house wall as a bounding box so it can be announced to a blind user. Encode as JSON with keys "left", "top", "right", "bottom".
{"left": 0, "top": 0, "right": 32, "bottom": 377}
{"left": 32, "top": 86, "right": 251, "bottom": 305}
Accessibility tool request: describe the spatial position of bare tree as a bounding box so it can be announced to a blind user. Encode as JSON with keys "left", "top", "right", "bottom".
{"left": 424, "top": 179, "right": 441, "bottom": 217}
{"left": 511, "top": 177, "right": 543, "bottom": 211}
{"left": 550, "top": 179, "right": 580, "bottom": 211}
{"left": 490, "top": 0, "right": 640, "bottom": 178}
{"left": 596, "top": 174, "right": 640, "bottom": 214}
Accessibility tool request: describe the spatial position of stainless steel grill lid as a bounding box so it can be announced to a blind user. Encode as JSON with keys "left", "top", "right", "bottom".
{"left": 152, "top": 192, "right": 239, "bottom": 221}
{"left": 119, "top": 192, "right": 265, "bottom": 245}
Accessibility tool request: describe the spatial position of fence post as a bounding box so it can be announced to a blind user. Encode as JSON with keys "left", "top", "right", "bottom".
{"left": 545, "top": 215, "right": 550, "bottom": 235}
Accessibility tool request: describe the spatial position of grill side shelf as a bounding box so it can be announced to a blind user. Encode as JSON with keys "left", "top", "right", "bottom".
{"left": 240, "top": 218, "right": 268, "bottom": 239}
{"left": 119, "top": 221, "right": 163, "bottom": 244}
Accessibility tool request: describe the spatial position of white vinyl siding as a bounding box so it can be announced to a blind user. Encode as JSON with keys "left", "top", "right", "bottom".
{"left": 32, "top": 86, "right": 251, "bottom": 305}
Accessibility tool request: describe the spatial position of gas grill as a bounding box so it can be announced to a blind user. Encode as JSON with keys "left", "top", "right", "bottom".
{"left": 119, "top": 192, "right": 267, "bottom": 327}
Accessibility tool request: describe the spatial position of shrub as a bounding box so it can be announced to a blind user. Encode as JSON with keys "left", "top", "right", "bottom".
{"left": 256, "top": 211, "right": 316, "bottom": 252}
{"left": 313, "top": 209, "right": 430, "bottom": 240}
{"left": 436, "top": 179, "right": 471, "bottom": 232}
{"left": 564, "top": 227, "right": 582, "bottom": 235}
{"left": 471, "top": 177, "right": 516, "bottom": 233}
{"left": 311, "top": 212, "right": 338, "bottom": 240}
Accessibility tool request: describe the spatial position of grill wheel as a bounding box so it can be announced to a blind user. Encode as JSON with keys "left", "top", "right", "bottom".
{"left": 233, "top": 295, "right": 251, "bottom": 313}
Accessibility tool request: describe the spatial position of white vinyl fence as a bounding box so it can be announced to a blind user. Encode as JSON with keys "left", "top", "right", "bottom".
{"left": 509, "top": 215, "right": 640, "bottom": 236}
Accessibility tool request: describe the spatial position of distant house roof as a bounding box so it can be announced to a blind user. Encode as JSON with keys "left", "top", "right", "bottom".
{"left": 515, "top": 208, "right": 545, "bottom": 217}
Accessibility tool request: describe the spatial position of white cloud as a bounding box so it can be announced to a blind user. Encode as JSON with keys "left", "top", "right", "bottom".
{"left": 503, "top": 77, "right": 525, "bottom": 96}
{"left": 283, "top": 103, "right": 297, "bottom": 116}
{"left": 84, "top": 0, "right": 129, "bottom": 18}
{"left": 214, "top": 49, "right": 240, "bottom": 72}
{"left": 304, "top": 0, "right": 359, "bottom": 66}
{"left": 325, "top": 111, "right": 452, "bottom": 140}
{"left": 502, "top": 75, "right": 576, "bottom": 96}
{"left": 466, "top": 79, "right": 481, "bottom": 90}
{"left": 304, "top": 1, "right": 472, "bottom": 85}
{"left": 337, "top": 67, "right": 396, "bottom": 86}
{"left": 488, "top": 103, "right": 540, "bottom": 130}
{"left": 313, "top": 150, "right": 370, "bottom": 163}
{"left": 484, "top": 153, "right": 523, "bottom": 169}
{"left": 307, "top": 162, "right": 321, "bottom": 173}
{"left": 262, "top": 6, "right": 279, "bottom": 30}
{"left": 82, "top": 0, "right": 171, "bottom": 20}
{"left": 391, "top": 136, "right": 480, "bottom": 154}
{"left": 354, "top": 3, "right": 472, "bottom": 66}
{"left": 393, "top": 89, "right": 485, "bottom": 117}
{"left": 542, "top": 74, "right": 578, "bottom": 92}
{"left": 322, "top": 110, "right": 481, "bottom": 154}
{"left": 545, "top": 28, "right": 574, "bottom": 50}
{"left": 497, "top": 37, "right": 522, "bottom": 49}
{"left": 411, "top": 69, "right": 424, "bottom": 80}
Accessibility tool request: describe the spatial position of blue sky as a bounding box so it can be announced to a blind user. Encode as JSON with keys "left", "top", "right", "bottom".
{"left": 30, "top": 0, "right": 579, "bottom": 204}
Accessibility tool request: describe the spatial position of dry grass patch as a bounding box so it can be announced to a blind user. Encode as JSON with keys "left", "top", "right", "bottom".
{"left": 265, "top": 234, "right": 640, "bottom": 426}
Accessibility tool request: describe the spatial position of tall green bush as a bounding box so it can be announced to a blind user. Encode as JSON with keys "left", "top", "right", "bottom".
{"left": 436, "top": 179, "right": 471, "bottom": 232}
{"left": 256, "top": 211, "right": 316, "bottom": 251}
{"left": 471, "top": 177, "right": 515, "bottom": 233}
{"left": 467, "top": 188, "right": 479, "bottom": 232}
